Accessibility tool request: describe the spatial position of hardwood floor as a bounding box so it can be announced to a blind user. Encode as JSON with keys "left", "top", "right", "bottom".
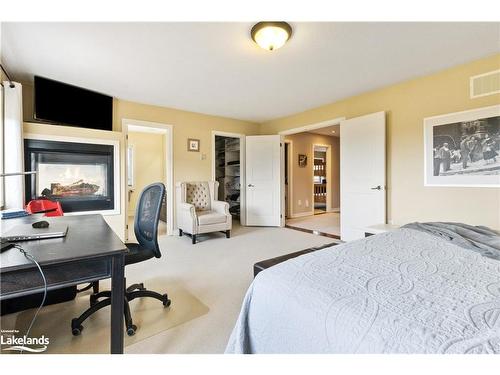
{"left": 285, "top": 212, "right": 341, "bottom": 238}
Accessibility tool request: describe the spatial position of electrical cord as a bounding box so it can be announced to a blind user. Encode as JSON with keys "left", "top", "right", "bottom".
{"left": 13, "top": 244, "right": 47, "bottom": 354}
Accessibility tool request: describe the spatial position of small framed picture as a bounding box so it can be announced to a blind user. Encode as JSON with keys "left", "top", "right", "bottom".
{"left": 187, "top": 138, "right": 200, "bottom": 152}
{"left": 298, "top": 154, "right": 307, "bottom": 167}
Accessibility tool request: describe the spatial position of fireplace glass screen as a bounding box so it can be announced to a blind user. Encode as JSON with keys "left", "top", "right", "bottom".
{"left": 37, "top": 158, "right": 108, "bottom": 199}
{"left": 25, "top": 139, "right": 115, "bottom": 213}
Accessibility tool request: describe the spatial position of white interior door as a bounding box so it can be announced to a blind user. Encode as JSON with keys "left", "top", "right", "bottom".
{"left": 341, "top": 111, "right": 386, "bottom": 241}
{"left": 246, "top": 135, "right": 282, "bottom": 226}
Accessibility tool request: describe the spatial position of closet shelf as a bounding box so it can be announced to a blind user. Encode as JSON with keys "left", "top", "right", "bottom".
{"left": 215, "top": 134, "right": 241, "bottom": 219}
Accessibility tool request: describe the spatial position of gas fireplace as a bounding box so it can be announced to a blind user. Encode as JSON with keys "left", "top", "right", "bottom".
{"left": 24, "top": 139, "right": 115, "bottom": 213}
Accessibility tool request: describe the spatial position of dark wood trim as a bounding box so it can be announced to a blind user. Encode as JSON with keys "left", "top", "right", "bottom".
{"left": 285, "top": 224, "right": 341, "bottom": 240}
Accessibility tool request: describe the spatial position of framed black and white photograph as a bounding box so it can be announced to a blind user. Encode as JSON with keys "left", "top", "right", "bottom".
{"left": 424, "top": 105, "right": 500, "bottom": 187}
{"left": 187, "top": 138, "right": 200, "bottom": 152}
{"left": 298, "top": 154, "right": 307, "bottom": 168}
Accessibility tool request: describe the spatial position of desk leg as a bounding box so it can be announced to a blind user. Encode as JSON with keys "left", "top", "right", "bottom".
{"left": 110, "top": 254, "right": 125, "bottom": 354}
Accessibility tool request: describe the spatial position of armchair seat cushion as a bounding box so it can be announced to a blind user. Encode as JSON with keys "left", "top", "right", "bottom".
{"left": 196, "top": 210, "right": 228, "bottom": 225}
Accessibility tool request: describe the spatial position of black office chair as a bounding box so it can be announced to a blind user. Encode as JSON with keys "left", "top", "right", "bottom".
{"left": 71, "top": 182, "right": 171, "bottom": 337}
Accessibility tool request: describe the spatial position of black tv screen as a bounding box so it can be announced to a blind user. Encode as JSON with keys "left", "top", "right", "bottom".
{"left": 34, "top": 76, "right": 113, "bottom": 131}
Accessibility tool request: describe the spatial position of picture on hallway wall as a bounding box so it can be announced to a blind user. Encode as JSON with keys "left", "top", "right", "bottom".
{"left": 298, "top": 154, "right": 307, "bottom": 168}
{"left": 424, "top": 105, "right": 500, "bottom": 187}
{"left": 187, "top": 138, "right": 200, "bottom": 152}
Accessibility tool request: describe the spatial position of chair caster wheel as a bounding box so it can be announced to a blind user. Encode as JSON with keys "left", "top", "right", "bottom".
{"left": 162, "top": 295, "right": 171, "bottom": 307}
{"left": 71, "top": 318, "right": 84, "bottom": 336}
{"left": 127, "top": 325, "right": 137, "bottom": 336}
{"left": 72, "top": 325, "right": 83, "bottom": 336}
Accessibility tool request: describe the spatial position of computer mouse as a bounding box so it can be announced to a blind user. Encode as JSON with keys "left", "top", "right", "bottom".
{"left": 32, "top": 220, "right": 50, "bottom": 229}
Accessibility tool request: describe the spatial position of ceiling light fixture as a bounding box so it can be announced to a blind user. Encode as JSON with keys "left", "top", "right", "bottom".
{"left": 251, "top": 22, "right": 292, "bottom": 51}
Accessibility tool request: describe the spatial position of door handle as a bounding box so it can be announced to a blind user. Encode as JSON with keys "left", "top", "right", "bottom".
{"left": 248, "top": 184, "right": 255, "bottom": 187}
{"left": 371, "top": 185, "right": 382, "bottom": 190}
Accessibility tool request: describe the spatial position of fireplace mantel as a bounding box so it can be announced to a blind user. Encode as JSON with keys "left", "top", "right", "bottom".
{"left": 23, "top": 133, "right": 121, "bottom": 216}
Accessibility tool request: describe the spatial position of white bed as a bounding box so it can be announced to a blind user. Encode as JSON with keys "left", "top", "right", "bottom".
{"left": 226, "top": 228, "right": 500, "bottom": 354}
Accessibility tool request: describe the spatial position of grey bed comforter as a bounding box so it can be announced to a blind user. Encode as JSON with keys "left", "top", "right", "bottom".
{"left": 225, "top": 226, "right": 500, "bottom": 354}
{"left": 402, "top": 222, "right": 500, "bottom": 261}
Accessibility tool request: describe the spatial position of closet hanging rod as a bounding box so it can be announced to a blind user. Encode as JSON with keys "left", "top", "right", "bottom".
{"left": 0, "top": 64, "right": 15, "bottom": 88}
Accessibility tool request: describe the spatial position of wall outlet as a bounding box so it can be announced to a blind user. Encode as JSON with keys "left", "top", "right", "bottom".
{"left": 305, "top": 199, "right": 309, "bottom": 207}
{"left": 298, "top": 200, "right": 302, "bottom": 206}
{"left": 200, "top": 153, "right": 206, "bottom": 160}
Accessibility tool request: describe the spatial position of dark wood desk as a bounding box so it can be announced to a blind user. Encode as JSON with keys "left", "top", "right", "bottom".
{"left": 0, "top": 214, "right": 128, "bottom": 354}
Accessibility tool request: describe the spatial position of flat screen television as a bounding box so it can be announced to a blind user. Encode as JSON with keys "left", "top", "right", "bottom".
{"left": 34, "top": 76, "right": 113, "bottom": 131}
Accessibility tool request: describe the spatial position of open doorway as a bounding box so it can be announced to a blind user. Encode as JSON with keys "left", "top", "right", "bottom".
{"left": 313, "top": 145, "right": 328, "bottom": 214}
{"left": 280, "top": 112, "right": 387, "bottom": 241}
{"left": 211, "top": 131, "right": 246, "bottom": 225}
{"left": 123, "top": 119, "right": 173, "bottom": 241}
{"left": 280, "top": 119, "right": 343, "bottom": 238}
{"left": 284, "top": 141, "right": 292, "bottom": 219}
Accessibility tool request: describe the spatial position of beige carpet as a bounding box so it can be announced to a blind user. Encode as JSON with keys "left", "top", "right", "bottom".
{"left": 1, "top": 278, "right": 208, "bottom": 354}
{"left": 2, "top": 223, "right": 335, "bottom": 354}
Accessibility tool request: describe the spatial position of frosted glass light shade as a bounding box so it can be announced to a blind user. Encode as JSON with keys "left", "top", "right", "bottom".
{"left": 251, "top": 22, "right": 292, "bottom": 51}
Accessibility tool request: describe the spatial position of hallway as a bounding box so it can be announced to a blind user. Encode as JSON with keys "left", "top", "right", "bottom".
{"left": 286, "top": 212, "right": 340, "bottom": 238}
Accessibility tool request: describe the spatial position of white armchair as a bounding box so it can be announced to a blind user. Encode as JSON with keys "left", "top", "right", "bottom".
{"left": 176, "top": 181, "right": 232, "bottom": 244}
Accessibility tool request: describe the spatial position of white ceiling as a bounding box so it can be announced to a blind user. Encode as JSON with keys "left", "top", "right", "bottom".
{"left": 308, "top": 124, "right": 340, "bottom": 137}
{"left": 2, "top": 22, "right": 499, "bottom": 122}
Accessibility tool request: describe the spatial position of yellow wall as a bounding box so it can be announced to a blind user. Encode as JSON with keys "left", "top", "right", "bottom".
{"left": 21, "top": 85, "right": 260, "bottom": 183}
{"left": 22, "top": 96, "right": 259, "bottom": 240}
{"left": 127, "top": 131, "right": 165, "bottom": 214}
{"left": 285, "top": 132, "right": 340, "bottom": 215}
{"left": 18, "top": 53, "right": 500, "bottom": 233}
{"left": 262, "top": 54, "right": 500, "bottom": 229}
{"left": 113, "top": 99, "right": 260, "bottom": 183}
